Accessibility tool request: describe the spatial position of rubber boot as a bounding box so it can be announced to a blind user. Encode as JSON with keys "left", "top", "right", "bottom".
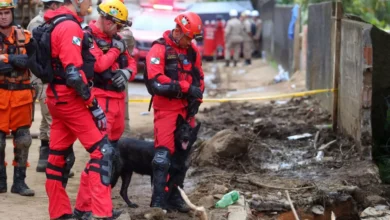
{"left": 36, "top": 140, "right": 49, "bottom": 172}
{"left": 0, "top": 132, "right": 6, "bottom": 193}
{"left": 74, "top": 209, "right": 122, "bottom": 220}
{"left": 233, "top": 60, "right": 237, "bottom": 67}
{"left": 167, "top": 187, "right": 190, "bottom": 213}
{"left": 11, "top": 166, "right": 35, "bottom": 196}
{"left": 56, "top": 214, "right": 75, "bottom": 220}
{"left": 0, "top": 165, "right": 6, "bottom": 193}
{"left": 225, "top": 60, "right": 230, "bottom": 67}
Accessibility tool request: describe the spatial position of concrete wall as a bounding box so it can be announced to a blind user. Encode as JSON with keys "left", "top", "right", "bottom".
{"left": 338, "top": 19, "right": 372, "bottom": 157}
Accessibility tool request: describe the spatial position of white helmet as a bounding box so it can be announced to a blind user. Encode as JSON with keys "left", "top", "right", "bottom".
{"left": 211, "top": 20, "right": 216, "bottom": 25}
{"left": 242, "top": 10, "right": 251, "bottom": 17}
{"left": 41, "top": 0, "right": 64, "bottom": 2}
{"left": 251, "top": 10, "right": 259, "bottom": 17}
{"left": 204, "top": 20, "right": 210, "bottom": 25}
{"left": 229, "top": 9, "right": 238, "bottom": 17}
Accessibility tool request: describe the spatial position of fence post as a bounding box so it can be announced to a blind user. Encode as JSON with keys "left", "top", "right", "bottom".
{"left": 332, "top": 1, "right": 342, "bottom": 132}
{"left": 293, "top": 6, "right": 301, "bottom": 73}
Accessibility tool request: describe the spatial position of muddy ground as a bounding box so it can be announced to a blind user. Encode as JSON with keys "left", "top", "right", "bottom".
{"left": 0, "top": 59, "right": 387, "bottom": 220}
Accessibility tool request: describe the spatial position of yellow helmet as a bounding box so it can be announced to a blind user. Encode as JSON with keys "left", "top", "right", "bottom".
{"left": 0, "top": 0, "right": 14, "bottom": 9}
{"left": 97, "top": 0, "right": 128, "bottom": 25}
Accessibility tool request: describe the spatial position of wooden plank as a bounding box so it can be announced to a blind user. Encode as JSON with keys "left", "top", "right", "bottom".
{"left": 332, "top": 1, "right": 343, "bottom": 132}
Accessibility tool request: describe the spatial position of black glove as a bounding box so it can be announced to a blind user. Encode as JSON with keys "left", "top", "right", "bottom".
{"left": 8, "top": 54, "right": 28, "bottom": 69}
{"left": 112, "top": 35, "right": 126, "bottom": 53}
{"left": 87, "top": 98, "right": 107, "bottom": 131}
{"left": 111, "top": 69, "right": 131, "bottom": 90}
{"left": 188, "top": 85, "right": 203, "bottom": 99}
{"left": 187, "top": 98, "right": 201, "bottom": 118}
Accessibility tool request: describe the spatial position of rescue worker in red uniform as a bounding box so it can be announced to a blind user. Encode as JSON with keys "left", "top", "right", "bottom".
{"left": 73, "top": 0, "right": 136, "bottom": 218}
{"left": 0, "top": 0, "right": 35, "bottom": 197}
{"left": 36, "top": 0, "right": 127, "bottom": 218}
{"left": 146, "top": 11, "right": 204, "bottom": 212}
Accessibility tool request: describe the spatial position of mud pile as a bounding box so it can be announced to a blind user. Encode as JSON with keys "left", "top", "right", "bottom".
{"left": 185, "top": 97, "right": 386, "bottom": 219}
{"left": 195, "top": 97, "right": 359, "bottom": 173}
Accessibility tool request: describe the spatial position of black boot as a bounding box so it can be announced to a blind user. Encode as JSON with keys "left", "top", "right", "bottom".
{"left": 11, "top": 166, "right": 35, "bottom": 196}
{"left": 74, "top": 209, "right": 122, "bottom": 220}
{"left": 233, "top": 60, "right": 237, "bottom": 67}
{"left": 0, "top": 132, "right": 6, "bottom": 193}
{"left": 36, "top": 140, "right": 49, "bottom": 172}
{"left": 225, "top": 60, "right": 230, "bottom": 67}
{"left": 0, "top": 165, "right": 6, "bottom": 193}
{"left": 167, "top": 187, "right": 190, "bottom": 213}
{"left": 55, "top": 214, "right": 75, "bottom": 220}
{"left": 150, "top": 147, "right": 171, "bottom": 209}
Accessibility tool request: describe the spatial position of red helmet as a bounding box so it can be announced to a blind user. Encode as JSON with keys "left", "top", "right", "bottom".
{"left": 174, "top": 12, "right": 202, "bottom": 39}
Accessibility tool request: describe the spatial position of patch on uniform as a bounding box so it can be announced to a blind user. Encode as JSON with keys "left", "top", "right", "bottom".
{"left": 72, "top": 36, "right": 81, "bottom": 46}
{"left": 109, "top": 8, "right": 118, "bottom": 16}
{"left": 150, "top": 57, "right": 160, "bottom": 64}
{"left": 181, "top": 17, "right": 188, "bottom": 25}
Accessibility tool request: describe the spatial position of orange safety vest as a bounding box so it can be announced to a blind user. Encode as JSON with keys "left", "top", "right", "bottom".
{"left": 0, "top": 25, "right": 31, "bottom": 84}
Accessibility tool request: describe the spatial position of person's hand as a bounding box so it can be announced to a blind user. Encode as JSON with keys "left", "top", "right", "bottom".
{"left": 188, "top": 85, "right": 202, "bottom": 99}
{"left": 187, "top": 98, "right": 201, "bottom": 117}
{"left": 88, "top": 98, "right": 107, "bottom": 131}
{"left": 111, "top": 69, "right": 131, "bottom": 91}
{"left": 111, "top": 36, "right": 126, "bottom": 53}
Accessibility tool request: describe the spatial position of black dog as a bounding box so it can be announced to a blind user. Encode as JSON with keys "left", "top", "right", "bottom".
{"left": 111, "top": 114, "right": 201, "bottom": 208}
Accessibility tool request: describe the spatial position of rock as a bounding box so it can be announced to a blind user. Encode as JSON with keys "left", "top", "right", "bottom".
{"left": 209, "top": 129, "right": 249, "bottom": 158}
{"left": 265, "top": 194, "right": 279, "bottom": 201}
{"left": 212, "top": 184, "right": 229, "bottom": 194}
{"left": 228, "top": 205, "right": 247, "bottom": 220}
{"left": 198, "top": 195, "right": 215, "bottom": 209}
{"left": 244, "top": 191, "right": 252, "bottom": 197}
{"left": 366, "top": 195, "right": 386, "bottom": 206}
{"left": 213, "top": 194, "right": 224, "bottom": 200}
{"left": 361, "top": 207, "right": 383, "bottom": 217}
{"left": 252, "top": 194, "right": 262, "bottom": 201}
{"left": 311, "top": 205, "right": 325, "bottom": 215}
{"left": 375, "top": 205, "right": 389, "bottom": 211}
{"left": 209, "top": 209, "right": 228, "bottom": 220}
{"left": 253, "top": 118, "right": 263, "bottom": 124}
{"left": 277, "top": 191, "right": 282, "bottom": 197}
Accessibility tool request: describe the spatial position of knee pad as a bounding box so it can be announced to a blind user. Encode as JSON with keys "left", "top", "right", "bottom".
{"left": 88, "top": 136, "right": 114, "bottom": 187}
{"left": 47, "top": 146, "right": 74, "bottom": 188}
{"left": 152, "top": 147, "right": 171, "bottom": 173}
{"left": 13, "top": 127, "right": 32, "bottom": 166}
{"left": 13, "top": 127, "right": 32, "bottom": 150}
{"left": 65, "top": 146, "right": 75, "bottom": 174}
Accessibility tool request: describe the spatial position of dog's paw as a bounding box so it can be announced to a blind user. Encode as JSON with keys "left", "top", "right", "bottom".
{"left": 128, "top": 203, "right": 139, "bottom": 208}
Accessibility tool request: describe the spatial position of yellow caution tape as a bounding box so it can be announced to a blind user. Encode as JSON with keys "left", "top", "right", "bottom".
{"left": 34, "top": 88, "right": 336, "bottom": 103}
{"left": 127, "top": 88, "right": 336, "bottom": 103}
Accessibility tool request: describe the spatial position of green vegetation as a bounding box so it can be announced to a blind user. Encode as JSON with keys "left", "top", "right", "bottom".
{"left": 276, "top": 0, "right": 390, "bottom": 30}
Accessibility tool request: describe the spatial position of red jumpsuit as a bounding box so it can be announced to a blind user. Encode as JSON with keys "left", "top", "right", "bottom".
{"left": 44, "top": 7, "right": 115, "bottom": 219}
{"left": 146, "top": 30, "right": 205, "bottom": 155}
{"left": 74, "top": 20, "right": 137, "bottom": 213}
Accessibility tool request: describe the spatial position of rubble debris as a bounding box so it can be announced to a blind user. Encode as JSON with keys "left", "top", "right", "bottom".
{"left": 311, "top": 205, "right": 325, "bottom": 215}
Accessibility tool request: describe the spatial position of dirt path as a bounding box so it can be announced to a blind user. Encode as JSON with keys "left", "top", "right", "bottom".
{"left": 0, "top": 59, "right": 299, "bottom": 219}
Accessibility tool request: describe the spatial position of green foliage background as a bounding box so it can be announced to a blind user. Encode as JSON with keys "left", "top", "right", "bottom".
{"left": 277, "top": 0, "right": 390, "bottom": 29}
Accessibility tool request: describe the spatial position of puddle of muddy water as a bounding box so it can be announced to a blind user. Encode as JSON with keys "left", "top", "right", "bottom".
{"left": 276, "top": 199, "right": 359, "bottom": 220}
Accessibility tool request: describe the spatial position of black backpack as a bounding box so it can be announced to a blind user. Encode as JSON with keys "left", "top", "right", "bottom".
{"left": 27, "top": 14, "right": 80, "bottom": 84}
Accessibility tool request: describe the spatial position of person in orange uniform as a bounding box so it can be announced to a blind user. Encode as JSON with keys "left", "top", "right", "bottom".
{"left": 73, "top": 0, "right": 136, "bottom": 218}
{"left": 0, "top": 0, "right": 35, "bottom": 197}
{"left": 145, "top": 11, "right": 204, "bottom": 211}
{"left": 27, "top": 0, "right": 126, "bottom": 218}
